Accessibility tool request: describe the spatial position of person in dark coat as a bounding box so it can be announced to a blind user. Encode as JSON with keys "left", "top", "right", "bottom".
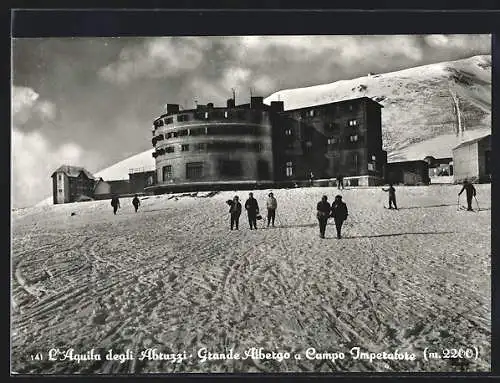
{"left": 458, "top": 179, "right": 477, "bottom": 211}
{"left": 111, "top": 195, "right": 120, "bottom": 215}
{"left": 245, "top": 192, "right": 260, "bottom": 230}
{"left": 331, "top": 195, "right": 349, "bottom": 239}
{"left": 227, "top": 195, "right": 242, "bottom": 230}
{"left": 317, "top": 195, "right": 331, "bottom": 239}
{"left": 337, "top": 174, "right": 344, "bottom": 190}
{"left": 132, "top": 194, "right": 140, "bottom": 212}
{"left": 382, "top": 183, "right": 398, "bottom": 209}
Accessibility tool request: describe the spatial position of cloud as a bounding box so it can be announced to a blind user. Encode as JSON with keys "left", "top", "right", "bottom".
{"left": 99, "top": 37, "right": 213, "bottom": 84}
{"left": 12, "top": 86, "right": 58, "bottom": 128}
{"left": 424, "top": 34, "right": 491, "bottom": 51}
{"left": 11, "top": 86, "right": 98, "bottom": 208}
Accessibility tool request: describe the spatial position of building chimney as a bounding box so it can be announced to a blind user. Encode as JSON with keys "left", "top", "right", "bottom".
{"left": 250, "top": 96, "right": 264, "bottom": 109}
{"left": 227, "top": 98, "right": 235, "bottom": 108}
{"left": 166, "top": 104, "right": 180, "bottom": 115}
{"left": 270, "top": 101, "right": 284, "bottom": 112}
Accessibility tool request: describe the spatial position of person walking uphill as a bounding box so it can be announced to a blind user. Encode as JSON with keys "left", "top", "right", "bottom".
{"left": 331, "top": 195, "right": 348, "bottom": 239}
{"left": 458, "top": 179, "right": 477, "bottom": 211}
{"left": 382, "top": 183, "right": 398, "bottom": 210}
{"left": 227, "top": 195, "right": 242, "bottom": 230}
{"left": 317, "top": 195, "right": 331, "bottom": 239}
{"left": 266, "top": 192, "right": 277, "bottom": 227}
{"left": 245, "top": 192, "right": 260, "bottom": 230}
{"left": 132, "top": 194, "right": 140, "bottom": 212}
{"left": 111, "top": 195, "right": 120, "bottom": 215}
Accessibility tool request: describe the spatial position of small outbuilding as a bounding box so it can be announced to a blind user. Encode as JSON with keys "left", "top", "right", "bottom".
{"left": 452, "top": 133, "right": 491, "bottom": 183}
{"left": 384, "top": 160, "right": 430, "bottom": 185}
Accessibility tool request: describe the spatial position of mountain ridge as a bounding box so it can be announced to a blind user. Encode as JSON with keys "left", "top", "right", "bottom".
{"left": 36, "top": 55, "right": 491, "bottom": 206}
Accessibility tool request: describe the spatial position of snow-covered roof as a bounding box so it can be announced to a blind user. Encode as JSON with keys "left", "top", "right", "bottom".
{"left": 452, "top": 133, "right": 491, "bottom": 151}
{"left": 51, "top": 165, "right": 95, "bottom": 180}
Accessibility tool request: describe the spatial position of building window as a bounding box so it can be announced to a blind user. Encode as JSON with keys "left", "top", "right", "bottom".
{"left": 165, "top": 146, "right": 175, "bottom": 153}
{"left": 165, "top": 117, "right": 174, "bottom": 125}
{"left": 285, "top": 161, "right": 294, "bottom": 177}
{"left": 177, "top": 114, "right": 189, "bottom": 122}
{"left": 147, "top": 176, "right": 154, "bottom": 186}
{"left": 154, "top": 119, "right": 164, "bottom": 128}
{"left": 181, "top": 144, "right": 189, "bottom": 152}
{"left": 177, "top": 130, "right": 188, "bottom": 137}
{"left": 349, "top": 134, "right": 359, "bottom": 142}
{"left": 186, "top": 162, "right": 203, "bottom": 179}
{"left": 285, "top": 128, "right": 293, "bottom": 136}
{"left": 251, "top": 142, "right": 263, "bottom": 152}
{"left": 352, "top": 153, "right": 358, "bottom": 170}
{"left": 327, "top": 137, "right": 338, "bottom": 145}
{"left": 224, "top": 111, "right": 229, "bottom": 118}
{"left": 371, "top": 155, "right": 376, "bottom": 161}
{"left": 58, "top": 189, "right": 63, "bottom": 193}
{"left": 190, "top": 127, "right": 205, "bottom": 136}
{"left": 163, "top": 165, "right": 172, "bottom": 180}
{"left": 195, "top": 143, "right": 206, "bottom": 151}
{"left": 219, "top": 160, "right": 242, "bottom": 177}
{"left": 204, "top": 112, "right": 209, "bottom": 119}
{"left": 58, "top": 174, "right": 62, "bottom": 181}
{"left": 309, "top": 109, "right": 315, "bottom": 117}
{"left": 348, "top": 119, "right": 358, "bottom": 126}
{"left": 349, "top": 104, "right": 353, "bottom": 111}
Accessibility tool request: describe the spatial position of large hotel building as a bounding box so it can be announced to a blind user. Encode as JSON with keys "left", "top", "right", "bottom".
{"left": 146, "top": 96, "right": 387, "bottom": 193}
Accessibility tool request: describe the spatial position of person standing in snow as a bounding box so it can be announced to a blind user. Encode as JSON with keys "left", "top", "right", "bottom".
{"left": 316, "top": 195, "right": 331, "bottom": 239}
{"left": 132, "top": 194, "right": 140, "bottom": 212}
{"left": 331, "top": 195, "right": 349, "bottom": 239}
{"left": 227, "top": 195, "right": 242, "bottom": 230}
{"left": 458, "top": 179, "right": 477, "bottom": 211}
{"left": 245, "top": 192, "right": 260, "bottom": 230}
{"left": 337, "top": 174, "right": 344, "bottom": 190}
{"left": 266, "top": 192, "right": 278, "bottom": 227}
{"left": 382, "top": 183, "right": 398, "bottom": 210}
{"left": 111, "top": 195, "right": 120, "bottom": 215}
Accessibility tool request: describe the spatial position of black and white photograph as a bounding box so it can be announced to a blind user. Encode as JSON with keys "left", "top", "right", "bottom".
{"left": 11, "top": 30, "right": 491, "bottom": 373}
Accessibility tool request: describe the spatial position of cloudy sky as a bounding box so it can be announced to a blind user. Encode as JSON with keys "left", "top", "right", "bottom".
{"left": 12, "top": 34, "right": 490, "bottom": 208}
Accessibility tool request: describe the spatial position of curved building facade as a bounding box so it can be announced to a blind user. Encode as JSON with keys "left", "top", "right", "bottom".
{"left": 149, "top": 97, "right": 277, "bottom": 192}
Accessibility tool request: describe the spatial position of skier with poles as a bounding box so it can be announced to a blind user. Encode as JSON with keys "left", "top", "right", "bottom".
{"left": 458, "top": 179, "right": 477, "bottom": 211}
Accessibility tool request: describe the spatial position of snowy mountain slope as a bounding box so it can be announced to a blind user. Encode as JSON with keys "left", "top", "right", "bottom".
{"left": 35, "top": 55, "right": 490, "bottom": 206}
{"left": 264, "top": 55, "right": 491, "bottom": 161}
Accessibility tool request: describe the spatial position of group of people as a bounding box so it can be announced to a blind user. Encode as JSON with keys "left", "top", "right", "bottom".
{"left": 110, "top": 194, "right": 141, "bottom": 215}
{"left": 226, "top": 192, "right": 278, "bottom": 230}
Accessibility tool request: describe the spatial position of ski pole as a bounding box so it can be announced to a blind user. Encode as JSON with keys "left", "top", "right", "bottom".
{"left": 474, "top": 196, "right": 480, "bottom": 211}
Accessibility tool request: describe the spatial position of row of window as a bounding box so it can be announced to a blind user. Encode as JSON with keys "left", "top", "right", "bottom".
{"left": 297, "top": 104, "right": 358, "bottom": 119}
{"left": 161, "top": 160, "right": 271, "bottom": 180}
{"left": 153, "top": 141, "right": 265, "bottom": 157}
{"left": 152, "top": 125, "right": 265, "bottom": 144}
{"left": 327, "top": 134, "right": 362, "bottom": 145}
{"left": 283, "top": 119, "right": 359, "bottom": 138}
{"left": 153, "top": 110, "right": 264, "bottom": 128}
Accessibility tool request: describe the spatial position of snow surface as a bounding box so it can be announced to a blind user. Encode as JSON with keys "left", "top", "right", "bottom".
{"left": 12, "top": 185, "right": 491, "bottom": 373}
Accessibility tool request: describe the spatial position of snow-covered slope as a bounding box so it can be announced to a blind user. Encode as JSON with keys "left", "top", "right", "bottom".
{"left": 35, "top": 55, "right": 490, "bottom": 206}
{"left": 265, "top": 55, "right": 491, "bottom": 161}
{"left": 93, "top": 149, "right": 155, "bottom": 181}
